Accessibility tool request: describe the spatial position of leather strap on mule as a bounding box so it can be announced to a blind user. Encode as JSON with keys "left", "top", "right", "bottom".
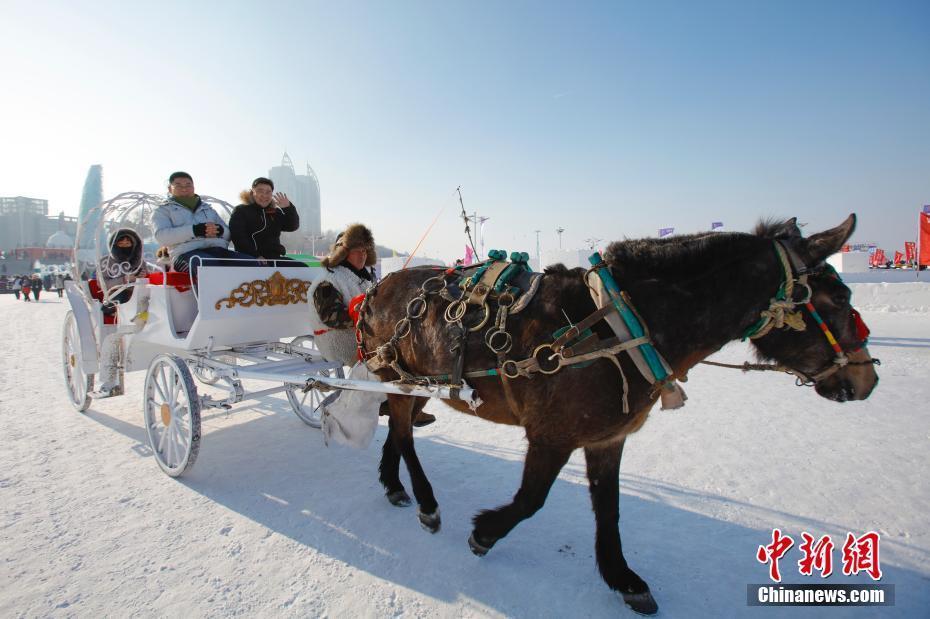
{"left": 587, "top": 253, "right": 687, "bottom": 410}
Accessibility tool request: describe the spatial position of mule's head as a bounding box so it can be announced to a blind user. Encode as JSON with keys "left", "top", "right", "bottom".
{"left": 751, "top": 214, "right": 879, "bottom": 402}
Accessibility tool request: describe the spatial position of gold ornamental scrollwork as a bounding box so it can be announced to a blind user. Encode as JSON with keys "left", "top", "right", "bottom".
{"left": 215, "top": 271, "right": 312, "bottom": 310}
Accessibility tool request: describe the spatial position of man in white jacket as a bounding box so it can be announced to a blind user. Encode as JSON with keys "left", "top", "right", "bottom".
{"left": 152, "top": 171, "right": 253, "bottom": 279}
{"left": 308, "top": 224, "right": 435, "bottom": 427}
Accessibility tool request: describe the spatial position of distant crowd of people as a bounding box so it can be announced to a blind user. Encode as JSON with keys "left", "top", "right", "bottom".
{"left": 2, "top": 272, "right": 70, "bottom": 302}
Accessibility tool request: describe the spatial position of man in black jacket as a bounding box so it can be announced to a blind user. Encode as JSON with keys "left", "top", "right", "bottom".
{"left": 229, "top": 177, "right": 304, "bottom": 265}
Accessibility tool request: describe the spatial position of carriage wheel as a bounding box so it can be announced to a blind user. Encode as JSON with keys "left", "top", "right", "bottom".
{"left": 62, "top": 310, "right": 93, "bottom": 412}
{"left": 144, "top": 355, "right": 201, "bottom": 477}
{"left": 286, "top": 365, "right": 345, "bottom": 428}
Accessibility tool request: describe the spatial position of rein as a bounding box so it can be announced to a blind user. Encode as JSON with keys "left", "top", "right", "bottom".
{"left": 701, "top": 242, "right": 879, "bottom": 386}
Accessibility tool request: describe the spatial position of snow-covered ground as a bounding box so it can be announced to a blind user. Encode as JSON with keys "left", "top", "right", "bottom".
{"left": 1, "top": 286, "right": 928, "bottom": 618}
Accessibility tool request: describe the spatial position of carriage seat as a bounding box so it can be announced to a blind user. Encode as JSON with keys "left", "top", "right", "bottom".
{"left": 147, "top": 271, "right": 192, "bottom": 292}
{"left": 87, "top": 279, "right": 117, "bottom": 325}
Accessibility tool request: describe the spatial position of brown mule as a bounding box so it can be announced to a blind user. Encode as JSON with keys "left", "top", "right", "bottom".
{"left": 358, "top": 215, "right": 878, "bottom": 614}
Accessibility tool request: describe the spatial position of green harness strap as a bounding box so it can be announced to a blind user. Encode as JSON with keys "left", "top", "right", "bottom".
{"left": 494, "top": 251, "right": 531, "bottom": 293}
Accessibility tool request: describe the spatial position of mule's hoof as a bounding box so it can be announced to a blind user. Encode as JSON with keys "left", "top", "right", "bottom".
{"left": 417, "top": 508, "right": 441, "bottom": 533}
{"left": 386, "top": 490, "right": 411, "bottom": 507}
{"left": 621, "top": 590, "right": 658, "bottom": 616}
{"left": 467, "top": 532, "right": 496, "bottom": 556}
{"left": 412, "top": 411, "right": 436, "bottom": 427}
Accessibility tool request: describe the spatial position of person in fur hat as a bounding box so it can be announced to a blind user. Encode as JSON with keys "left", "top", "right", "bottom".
{"left": 308, "top": 223, "right": 379, "bottom": 366}
{"left": 307, "top": 224, "right": 436, "bottom": 428}
{"left": 229, "top": 177, "right": 304, "bottom": 264}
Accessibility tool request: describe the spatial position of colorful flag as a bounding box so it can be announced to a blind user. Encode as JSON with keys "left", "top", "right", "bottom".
{"left": 659, "top": 227, "right": 674, "bottom": 238}
{"left": 894, "top": 251, "right": 904, "bottom": 264}
{"left": 905, "top": 241, "right": 916, "bottom": 263}
{"left": 919, "top": 211, "right": 930, "bottom": 266}
{"left": 924, "top": 205, "right": 930, "bottom": 214}
{"left": 841, "top": 245, "right": 851, "bottom": 253}
{"left": 711, "top": 221, "right": 724, "bottom": 231}
{"left": 464, "top": 245, "right": 475, "bottom": 266}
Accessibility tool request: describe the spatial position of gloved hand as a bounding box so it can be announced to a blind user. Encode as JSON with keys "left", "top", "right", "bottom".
{"left": 348, "top": 293, "right": 366, "bottom": 325}
{"left": 193, "top": 223, "right": 224, "bottom": 237}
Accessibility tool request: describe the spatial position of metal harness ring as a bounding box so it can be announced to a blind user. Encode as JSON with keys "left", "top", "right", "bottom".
{"left": 406, "top": 296, "right": 428, "bottom": 320}
{"left": 465, "top": 303, "right": 491, "bottom": 332}
{"left": 485, "top": 329, "right": 513, "bottom": 354}
{"left": 496, "top": 291, "right": 516, "bottom": 308}
{"left": 501, "top": 359, "right": 521, "bottom": 379}
{"left": 421, "top": 275, "right": 447, "bottom": 294}
{"left": 394, "top": 317, "right": 412, "bottom": 340}
{"left": 532, "top": 344, "right": 562, "bottom": 374}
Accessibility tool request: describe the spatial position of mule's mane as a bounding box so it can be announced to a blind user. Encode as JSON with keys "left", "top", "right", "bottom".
{"left": 602, "top": 220, "right": 791, "bottom": 282}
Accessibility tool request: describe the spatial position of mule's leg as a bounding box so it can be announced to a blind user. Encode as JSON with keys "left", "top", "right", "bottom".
{"left": 469, "top": 441, "right": 572, "bottom": 555}
{"left": 379, "top": 415, "right": 409, "bottom": 507}
{"left": 380, "top": 395, "right": 441, "bottom": 532}
{"left": 584, "top": 440, "right": 657, "bottom": 616}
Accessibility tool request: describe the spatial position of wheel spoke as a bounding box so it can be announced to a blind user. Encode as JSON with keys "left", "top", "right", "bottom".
{"left": 171, "top": 372, "right": 181, "bottom": 407}
{"left": 159, "top": 366, "right": 172, "bottom": 406}
{"left": 153, "top": 373, "right": 168, "bottom": 403}
{"left": 157, "top": 423, "right": 168, "bottom": 453}
{"left": 165, "top": 430, "right": 175, "bottom": 466}
{"left": 171, "top": 423, "right": 184, "bottom": 447}
{"left": 173, "top": 426, "right": 187, "bottom": 462}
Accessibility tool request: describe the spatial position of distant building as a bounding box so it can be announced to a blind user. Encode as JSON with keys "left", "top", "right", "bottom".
{"left": 380, "top": 255, "right": 445, "bottom": 276}
{"left": 269, "top": 152, "right": 322, "bottom": 252}
{"left": 76, "top": 164, "right": 104, "bottom": 250}
{"left": 0, "top": 196, "right": 49, "bottom": 250}
{"left": 0, "top": 196, "right": 76, "bottom": 251}
{"left": 539, "top": 248, "right": 591, "bottom": 270}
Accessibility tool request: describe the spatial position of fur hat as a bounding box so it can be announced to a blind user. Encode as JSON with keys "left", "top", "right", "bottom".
{"left": 321, "top": 223, "right": 376, "bottom": 268}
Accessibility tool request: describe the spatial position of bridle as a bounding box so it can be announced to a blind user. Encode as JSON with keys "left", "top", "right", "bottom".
{"left": 701, "top": 241, "right": 879, "bottom": 387}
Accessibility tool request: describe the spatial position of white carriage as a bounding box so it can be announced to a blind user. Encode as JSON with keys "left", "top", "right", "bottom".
{"left": 62, "top": 192, "right": 476, "bottom": 477}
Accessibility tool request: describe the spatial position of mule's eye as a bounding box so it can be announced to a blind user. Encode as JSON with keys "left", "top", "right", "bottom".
{"left": 831, "top": 290, "right": 850, "bottom": 306}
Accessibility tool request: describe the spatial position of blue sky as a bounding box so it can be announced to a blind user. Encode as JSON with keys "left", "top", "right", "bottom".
{"left": 1, "top": 0, "right": 927, "bottom": 261}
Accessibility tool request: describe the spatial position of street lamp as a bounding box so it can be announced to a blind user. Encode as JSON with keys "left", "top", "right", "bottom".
{"left": 310, "top": 235, "right": 326, "bottom": 257}
{"left": 556, "top": 227, "right": 565, "bottom": 250}
{"left": 534, "top": 229, "right": 541, "bottom": 265}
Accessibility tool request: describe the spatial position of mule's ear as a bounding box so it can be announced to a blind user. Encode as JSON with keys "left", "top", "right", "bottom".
{"left": 805, "top": 214, "right": 856, "bottom": 263}
{"left": 779, "top": 217, "right": 802, "bottom": 238}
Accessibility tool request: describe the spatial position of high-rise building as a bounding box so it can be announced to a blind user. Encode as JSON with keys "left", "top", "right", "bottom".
{"left": 295, "top": 163, "right": 321, "bottom": 238}
{"left": 0, "top": 196, "right": 49, "bottom": 250}
{"left": 269, "top": 152, "right": 322, "bottom": 252}
{"left": 76, "top": 164, "right": 104, "bottom": 250}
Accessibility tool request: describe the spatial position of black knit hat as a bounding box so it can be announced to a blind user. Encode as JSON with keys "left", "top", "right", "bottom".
{"left": 252, "top": 177, "right": 274, "bottom": 189}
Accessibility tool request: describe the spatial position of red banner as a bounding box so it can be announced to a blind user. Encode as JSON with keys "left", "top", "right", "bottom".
{"left": 871, "top": 249, "right": 886, "bottom": 267}
{"left": 894, "top": 251, "right": 904, "bottom": 264}
{"left": 921, "top": 213, "right": 930, "bottom": 266}
{"left": 905, "top": 241, "right": 917, "bottom": 263}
